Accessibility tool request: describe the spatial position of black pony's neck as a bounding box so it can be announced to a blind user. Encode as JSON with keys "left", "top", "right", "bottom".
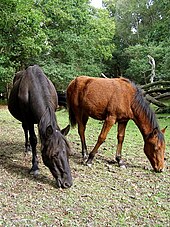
{"left": 38, "top": 106, "right": 58, "bottom": 142}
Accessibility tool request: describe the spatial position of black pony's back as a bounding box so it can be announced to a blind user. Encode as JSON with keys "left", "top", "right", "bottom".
{"left": 8, "top": 65, "right": 58, "bottom": 124}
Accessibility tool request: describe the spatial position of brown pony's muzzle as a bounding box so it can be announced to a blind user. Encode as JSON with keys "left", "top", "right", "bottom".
{"left": 152, "top": 160, "right": 165, "bottom": 173}
{"left": 154, "top": 158, "right": 166, "bottom": 173}
{"left": 154, "top": 167, "right": 165, "bottom": 173}
{"left": 149, "top": 160, "right": 164, "bottom": 173}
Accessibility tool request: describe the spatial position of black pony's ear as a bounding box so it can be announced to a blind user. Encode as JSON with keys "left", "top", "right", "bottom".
{"left": 46, "top": 125, "right": 53, "bottom": 138}
{"left": 61, "top": 125, "right": 70, "bottom": 136}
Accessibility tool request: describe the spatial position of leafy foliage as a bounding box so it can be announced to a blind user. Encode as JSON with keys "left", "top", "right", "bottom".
{"left": 1, "top": 0, "right": 170, "bottom": 92}
{"left": 0, "top": 0, "right": 115, "bottom": 90}
{"left": 104, "top": 0, "right": 170, "bottom": 83}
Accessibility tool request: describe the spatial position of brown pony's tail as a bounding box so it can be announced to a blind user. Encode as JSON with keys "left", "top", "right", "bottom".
{"left": 67, "top": 79, "right": 78, "bottom": 128}
{"left": 68, "top": 105, "right": 77, "bottom": 128}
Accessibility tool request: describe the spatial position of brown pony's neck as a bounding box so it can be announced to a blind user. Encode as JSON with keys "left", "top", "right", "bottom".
{"left": 133, "top": 114, "right": 157, "bottom": 140}
{"left": 131, "top": 86, "right": 159, "bottom": 139}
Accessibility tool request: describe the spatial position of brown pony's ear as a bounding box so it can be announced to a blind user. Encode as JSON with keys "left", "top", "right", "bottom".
{"left": 161, "top": 126, "right": 167, "bottom": 134}
{"left": 46, "top": 125, "right": 53, "bottom": 138}
{"left": 61, "top": 125, "right": 70, "bottom": 136}
{"left": 150, "top": 128, "right": 159, "bottom": 138}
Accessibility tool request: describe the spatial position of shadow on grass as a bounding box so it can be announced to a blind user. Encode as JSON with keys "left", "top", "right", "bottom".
{"left": 0, "top": 140, "right": 57, "bottom": 188}
{"left": 0, "top": 139, "right": 151, "bottom": 190}
{"left": 69, "top": 147, "right": 145, "bottom": 172}
{"left": 68, "top": 145, "right": 151, "bottom": 173}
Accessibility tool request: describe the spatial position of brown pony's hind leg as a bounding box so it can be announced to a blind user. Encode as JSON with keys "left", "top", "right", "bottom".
{"left": 78, "top": 115, "right": 89, "bottom": 160}
{"left": 86, "top": 116, "right": 116, "bottom": 166}
{"left": 116, "top": 121, "right": 128, "bottom": 168}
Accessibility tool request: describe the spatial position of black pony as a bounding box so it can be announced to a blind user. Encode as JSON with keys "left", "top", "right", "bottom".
{"left": 8, "top": 65, "right": 72, "bottom": 188}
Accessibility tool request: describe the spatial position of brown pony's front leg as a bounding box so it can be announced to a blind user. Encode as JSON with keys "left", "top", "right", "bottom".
{"left": 86, "top": 116, "right": 116, "bottom": 166}
{"left": 115, "top": 121, "right": 128, "bottom": 168}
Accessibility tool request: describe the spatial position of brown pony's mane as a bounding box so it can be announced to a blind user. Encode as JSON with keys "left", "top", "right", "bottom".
{"left": 119, "top": 78, "right": 158, "bottom": 131}
{"left": 131, "top": 83, "right": 165, "bottom": 141}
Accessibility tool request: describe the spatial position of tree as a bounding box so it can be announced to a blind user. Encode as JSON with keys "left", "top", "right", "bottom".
{"left": 103, "top": 0, "right": 170, "bottom": 81}
{"left": 0, "top": 0, "right": 115, "bottom": 92}
{"left": 0, "top": 0, "right": 48, "bottom": 95}
{"left": 39, "top": 0, "right": 115, "bottom": 88}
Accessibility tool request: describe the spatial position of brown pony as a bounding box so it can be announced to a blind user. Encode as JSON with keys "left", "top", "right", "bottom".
{"left": 67, "top": 76, "right": 166, "bottom": 172}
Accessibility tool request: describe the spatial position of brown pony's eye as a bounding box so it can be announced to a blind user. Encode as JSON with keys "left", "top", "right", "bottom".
{"left": 154, "top": 144, "right": 158, "bottom": 151}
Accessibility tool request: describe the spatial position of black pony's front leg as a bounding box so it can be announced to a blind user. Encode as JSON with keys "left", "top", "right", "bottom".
{"left": 29, "top": 124, "right": 39, "bottom": 176}
{"left": 22, "top": 123, "right": 31, "bottom": 153}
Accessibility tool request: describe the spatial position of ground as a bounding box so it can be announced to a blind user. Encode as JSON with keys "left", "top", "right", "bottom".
{"left": 0, "top": 106, "right": 170, "bottom": 226}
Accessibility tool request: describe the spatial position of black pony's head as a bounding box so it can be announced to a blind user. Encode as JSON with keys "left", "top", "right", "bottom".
{"left": 39, "top": 108, "right": 72, "bottom": 188}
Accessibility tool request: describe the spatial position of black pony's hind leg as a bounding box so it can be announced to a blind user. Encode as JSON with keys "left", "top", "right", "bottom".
{"left": 22, "top": 123, "right": 31, "bottom": 153}
{"left": 29, "top": 124, "right": 39, "bottom": 176}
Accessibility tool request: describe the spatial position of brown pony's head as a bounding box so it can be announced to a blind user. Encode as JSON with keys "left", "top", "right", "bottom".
{"left": 144, "top": 127, "right": 166, "bottom": 172}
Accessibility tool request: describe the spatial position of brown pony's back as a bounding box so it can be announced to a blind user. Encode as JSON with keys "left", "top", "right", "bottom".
{"left": 67, "top": 76, "right": 135, "bottom": 125}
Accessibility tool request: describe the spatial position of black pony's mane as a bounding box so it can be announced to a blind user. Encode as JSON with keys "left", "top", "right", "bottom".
{"left": 39, "top": 106, "right": 71, "bottom": 155}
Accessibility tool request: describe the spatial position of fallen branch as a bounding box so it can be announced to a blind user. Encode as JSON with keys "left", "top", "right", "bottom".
{"left": 155, "top": 92, "right": 170, "bottom": 100}
{"left": 141, "top": 81, "right": 170, "bottom": 89}
{"left": 144, "top": 87, "right": 170, "bottom": 95}
{"left": 145, "top": 94, "right": 166, "bottom": 108}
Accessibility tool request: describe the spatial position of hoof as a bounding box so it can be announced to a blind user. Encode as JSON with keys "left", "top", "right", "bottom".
{"left": 24, "top": 150, "right": 31, "bottom": 157}
{"left": 120, "top": 164, "right": 126, "bottom": 169}
{"left": 86, "top": 158, "right": 93, "bottom": 168}
{"left": 82, "top": 158, "right": 88, "bottom": 165}
{"left": 33, "top": 170, "right": 39, "bottom": 176}
{"left": 82, "top": 154, "right": 88, "bottom": 161}
{"left": 86, "top": 163, "right": 92, "bottom": 168}
{"left": 29, "top": 169, "right": 39, "bottom": 176}
{"left": 118, "top": 159, "right": 126, "bottom": 168}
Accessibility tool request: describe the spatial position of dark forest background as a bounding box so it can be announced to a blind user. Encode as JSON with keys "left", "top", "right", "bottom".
{"left": 0, "top": 0, "right": 170, "bottom": 111}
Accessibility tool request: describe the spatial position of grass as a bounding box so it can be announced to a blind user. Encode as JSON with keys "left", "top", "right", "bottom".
{"left": 0, "top": 106, "right": 170, "bottom": 226}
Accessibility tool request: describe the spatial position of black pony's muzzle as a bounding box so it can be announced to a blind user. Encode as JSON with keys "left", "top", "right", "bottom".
{"left": 56, "top": 177, "right": 72, "bottom": 189}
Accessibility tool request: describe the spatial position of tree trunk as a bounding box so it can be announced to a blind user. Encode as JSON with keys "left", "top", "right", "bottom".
{"left": 147, "top": 55, "right": 155, "bottom": 83}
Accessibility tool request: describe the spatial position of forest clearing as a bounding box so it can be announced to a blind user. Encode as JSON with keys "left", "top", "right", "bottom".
{"left": 1, "top": 106, "right": 170, "bottom": 226}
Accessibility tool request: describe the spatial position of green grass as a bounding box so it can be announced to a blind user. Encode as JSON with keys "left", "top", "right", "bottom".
{"left": 0, "top": 106, "right": 170, "bottom": 226}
